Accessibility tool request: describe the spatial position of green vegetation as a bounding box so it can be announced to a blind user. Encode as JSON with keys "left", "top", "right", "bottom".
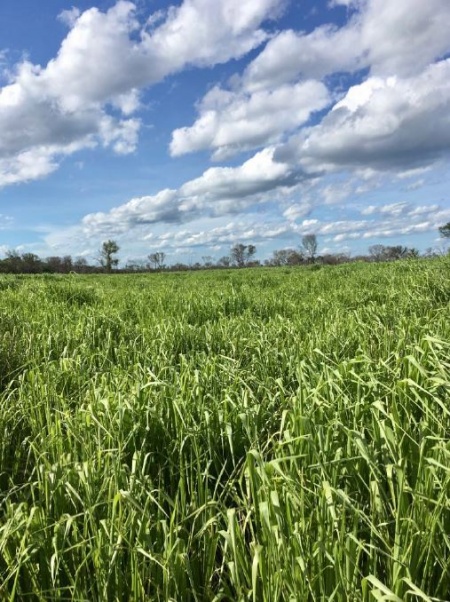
{"left": 0, "top": 260, "right": 449, "bottom": 601}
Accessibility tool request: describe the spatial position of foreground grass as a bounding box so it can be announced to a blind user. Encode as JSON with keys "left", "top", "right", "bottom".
{"left": 0, "top": 260, "right": 449, "bottom": 601}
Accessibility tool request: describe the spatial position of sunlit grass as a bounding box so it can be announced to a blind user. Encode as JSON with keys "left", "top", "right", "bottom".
{"left": 0, "top": 259, "right": 449, "bottom": 600}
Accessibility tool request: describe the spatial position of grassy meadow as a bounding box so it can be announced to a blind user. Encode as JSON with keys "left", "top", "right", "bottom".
{"left": 0, "top": 259, "right": 449, "bottom": 601}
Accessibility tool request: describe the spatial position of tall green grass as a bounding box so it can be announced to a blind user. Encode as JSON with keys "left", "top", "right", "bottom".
{"left": 0, "top": 260, "right": 449, "bottom": 600}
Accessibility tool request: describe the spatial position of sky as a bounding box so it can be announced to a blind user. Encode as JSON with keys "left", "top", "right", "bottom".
{"left": 0, "top": 0, "right": 450, "bottom": 265}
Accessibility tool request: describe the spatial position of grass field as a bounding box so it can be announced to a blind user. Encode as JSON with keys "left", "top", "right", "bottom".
{"left": 0, "top": 260, "right": 449, "bottom": 601}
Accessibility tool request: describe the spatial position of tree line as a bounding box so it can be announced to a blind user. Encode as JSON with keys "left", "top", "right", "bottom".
{"left": 1, "top": 224, "right": 449, "bottom": 274}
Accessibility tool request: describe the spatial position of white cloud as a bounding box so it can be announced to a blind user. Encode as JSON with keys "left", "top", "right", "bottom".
{"left": 278, "top": 59, "right": 450, "bottom": 174}
{"left": 146, "top": 0, "right": 283, "bottom": 72}
{"left": 180, "top": 147, "right": 299, "bottom": 200}
{"left": 331, "top": 204, "right": 450, "bottom": 242}
{"left": 360, "top": 0, "right": 450, "bottom": 77}
{"left": 0, "top": 0, "right": 283, "bottom": 187}
{"left": 244, "top": 0, "right": 450, "bottom": 91}
{"left": 361, "top": 202, "right": 410, "bottom": 217}
{"left": 76, "top": 147, "right": 298, "bottom": 240}
{"left": 81, "top": 189, "right": 182, "bottom": 236}
{"left": 288, "top": 202, "right": 450, "bottom": 245}
{"left": 171, "top": 79, "right": 330, "bottom": 159}
{"left": 162, "top": 220, "right": 293, "bottom": 248}
{"left": 0, "top": 145, "right": 84, "bottom": 187}
{"left": 43, "top": 180, "right": 450, "bottom": 258}
{"left": 406, "top": 179, "right": 425, "bottom": 191}
{"left": 99, "top": 116, "right": 141, "bottom": 155}
{"left": 8, "top": 0, "right": 450, "bottom": 257}
{"left": 283, "top": 202, "right": 312, "bottom": 221}
{"left": 360, "top": 201, "right": 442, "bottom": 220}
{"left": 170, "top": 0, "right": 450, "bottom": 161}
{"left": 243, "top": 26, "right": 361, "bottom": 90}
{"left": 58, "top": 7, "right": 82, "bottom": 28}
{"left": 43, "top": 146, "right": 306, "bottom": 253}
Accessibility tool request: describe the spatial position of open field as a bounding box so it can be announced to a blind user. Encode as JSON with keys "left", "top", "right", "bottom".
{"left": 0, "top": 260, "right": 449, "bottom": 601}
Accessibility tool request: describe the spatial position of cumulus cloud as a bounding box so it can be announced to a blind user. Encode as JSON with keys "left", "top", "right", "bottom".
{"left": 329, "top": 204, "right": 450, "bottom": 242}
{"left": 0, "top": 145, "right": 84, "bottom": 187}
{"left": 360, "top": 202, "right": 441, "bottom": 218}
{"left": 180, "top": 147, "right": 300, "bottom": 200}
{"left": 47, "top": 196, "right": 449, "bottom": 259}
{"left": 58, "top": 7, "right": 82, "bottom": 28}
{"left": 146, "top": 0, "right": 283, "bottom": 72}
{"left": 43, "top": 143, "right": 448, "bottom": 259}
{"left": 277, "top": 59, "right": 450, "bottom": 173}
{"left": 41, "top": 145, "right": 315, "bottom": 256}
{"left": 7, "top": 0, "right": 450, "bottom": 257}
{"left": 78, "top": 147, "right": 300, "bottom": 239}
{"left": 243, "top": 26, "right": 361, "bottom": 91}
{"left": 244, "top": 0, "right": 450, "bottom": 91}
{"left": 361, "top": 202, "right": 411, "bottom": 217}
{"left": 170, "top": 0, "right": 450, "bottom": 161}
{"left": 0, "top": 0, "right": 282, "bottom": 187}
{"left": 270, "top": 200, "right": 450, "bottom": 248}
{"left": 81, "top": 189, "right": 182, "bottom": 236}
{"left": 171, "top": 79, "right": 330, "bottom": 159}
{"left": 151, "top": 219, "right": 295, "bottom": 249}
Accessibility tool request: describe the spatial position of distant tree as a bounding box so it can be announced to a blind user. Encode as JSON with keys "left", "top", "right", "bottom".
{"left": 202, "top": 255, "right": 213, "bottom": 268}
{"left": 406, "top": 248, "right": 420, "bottom": 259}
{"left": 3, "top": 250, "right": 22, "bottom": 273}
{"left": 369, "top": 245, "right": 387, "bottom": 261}
{"left": 286, "top": 250, "right": 304, "bottom": 265}
{"left": 218, "top": 255, "right": 231, "bottom": 268}
{"left": 101, "top": 240, "right": 120, "bottom": 273}
{"left": 45, "top": 256, "right": 63, "bottom": 273}
{"left": 270, "top": 249, "right": 290, "bottom": 266}
{"left": 267, "top": 249, "right": 305, "bottom": 267}
{"left": 322, "top": 253, "right": 350, "bottom": 265}
{"left": 387, "top": 246, "right": 410, "bottom": 260}
{"left": 301, "top": 234, "right": 318, "bottom": 262}
{"left": 424, "top": 247, "right": 442, "bottom": 258}
{"left": 74, "top": 257, "right": 89, "bottom": 273}
{"left": 125, "top": 260, "right": 146, "bottom": 272}
{"left": 170, "top": 262, "right": 189, "bottom": 272}
{"left": 61, "top": 255, "right": 74, "bottom": 273}
{"left": 439, "top": 222, "right": 450, "bottom": 239}
{"left": 231, "top": 244, "right": 246, "bottom": 267}
{"left": 45, "top": 255, "right": 73, "bottom": 273}
{"left": 369, "top": 244, "right": 419, "bottom": 261}
{"left": 18, "top": 253, "right": 43, "bottom": 273}
{"left": 230, "top": 244, "right": 257, "bottom": 267}
{"left": 148, "top": 252, "right": 166, "bottom": 271}
{"left": 274, "top": 249, "right": 292, "bottom": 266}
{"left": 246, "top": 245, "right": 257, "bottom": 265}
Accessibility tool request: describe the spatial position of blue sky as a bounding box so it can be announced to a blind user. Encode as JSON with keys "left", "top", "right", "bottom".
{"left": 1, "top": 0, "right": 449, "bottom": 265}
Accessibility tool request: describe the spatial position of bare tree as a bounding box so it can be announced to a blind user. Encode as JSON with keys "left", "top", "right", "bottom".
{"left": 202, "top": 255, "right": 213, "bottom": 268}
{"left": 369, "top": 244, "right": 386, "bottom": 262}
{"left": 369, "top": 245, "right": 417, "bottom": 262}
{"left": 148, "top": 252, "right": 166, "bottom": 271}
{"left": 270, "top": 249, "right": 290, "bottom": 266}
{"left": 301, "top": 234, "right": 318, "bottom": 262}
